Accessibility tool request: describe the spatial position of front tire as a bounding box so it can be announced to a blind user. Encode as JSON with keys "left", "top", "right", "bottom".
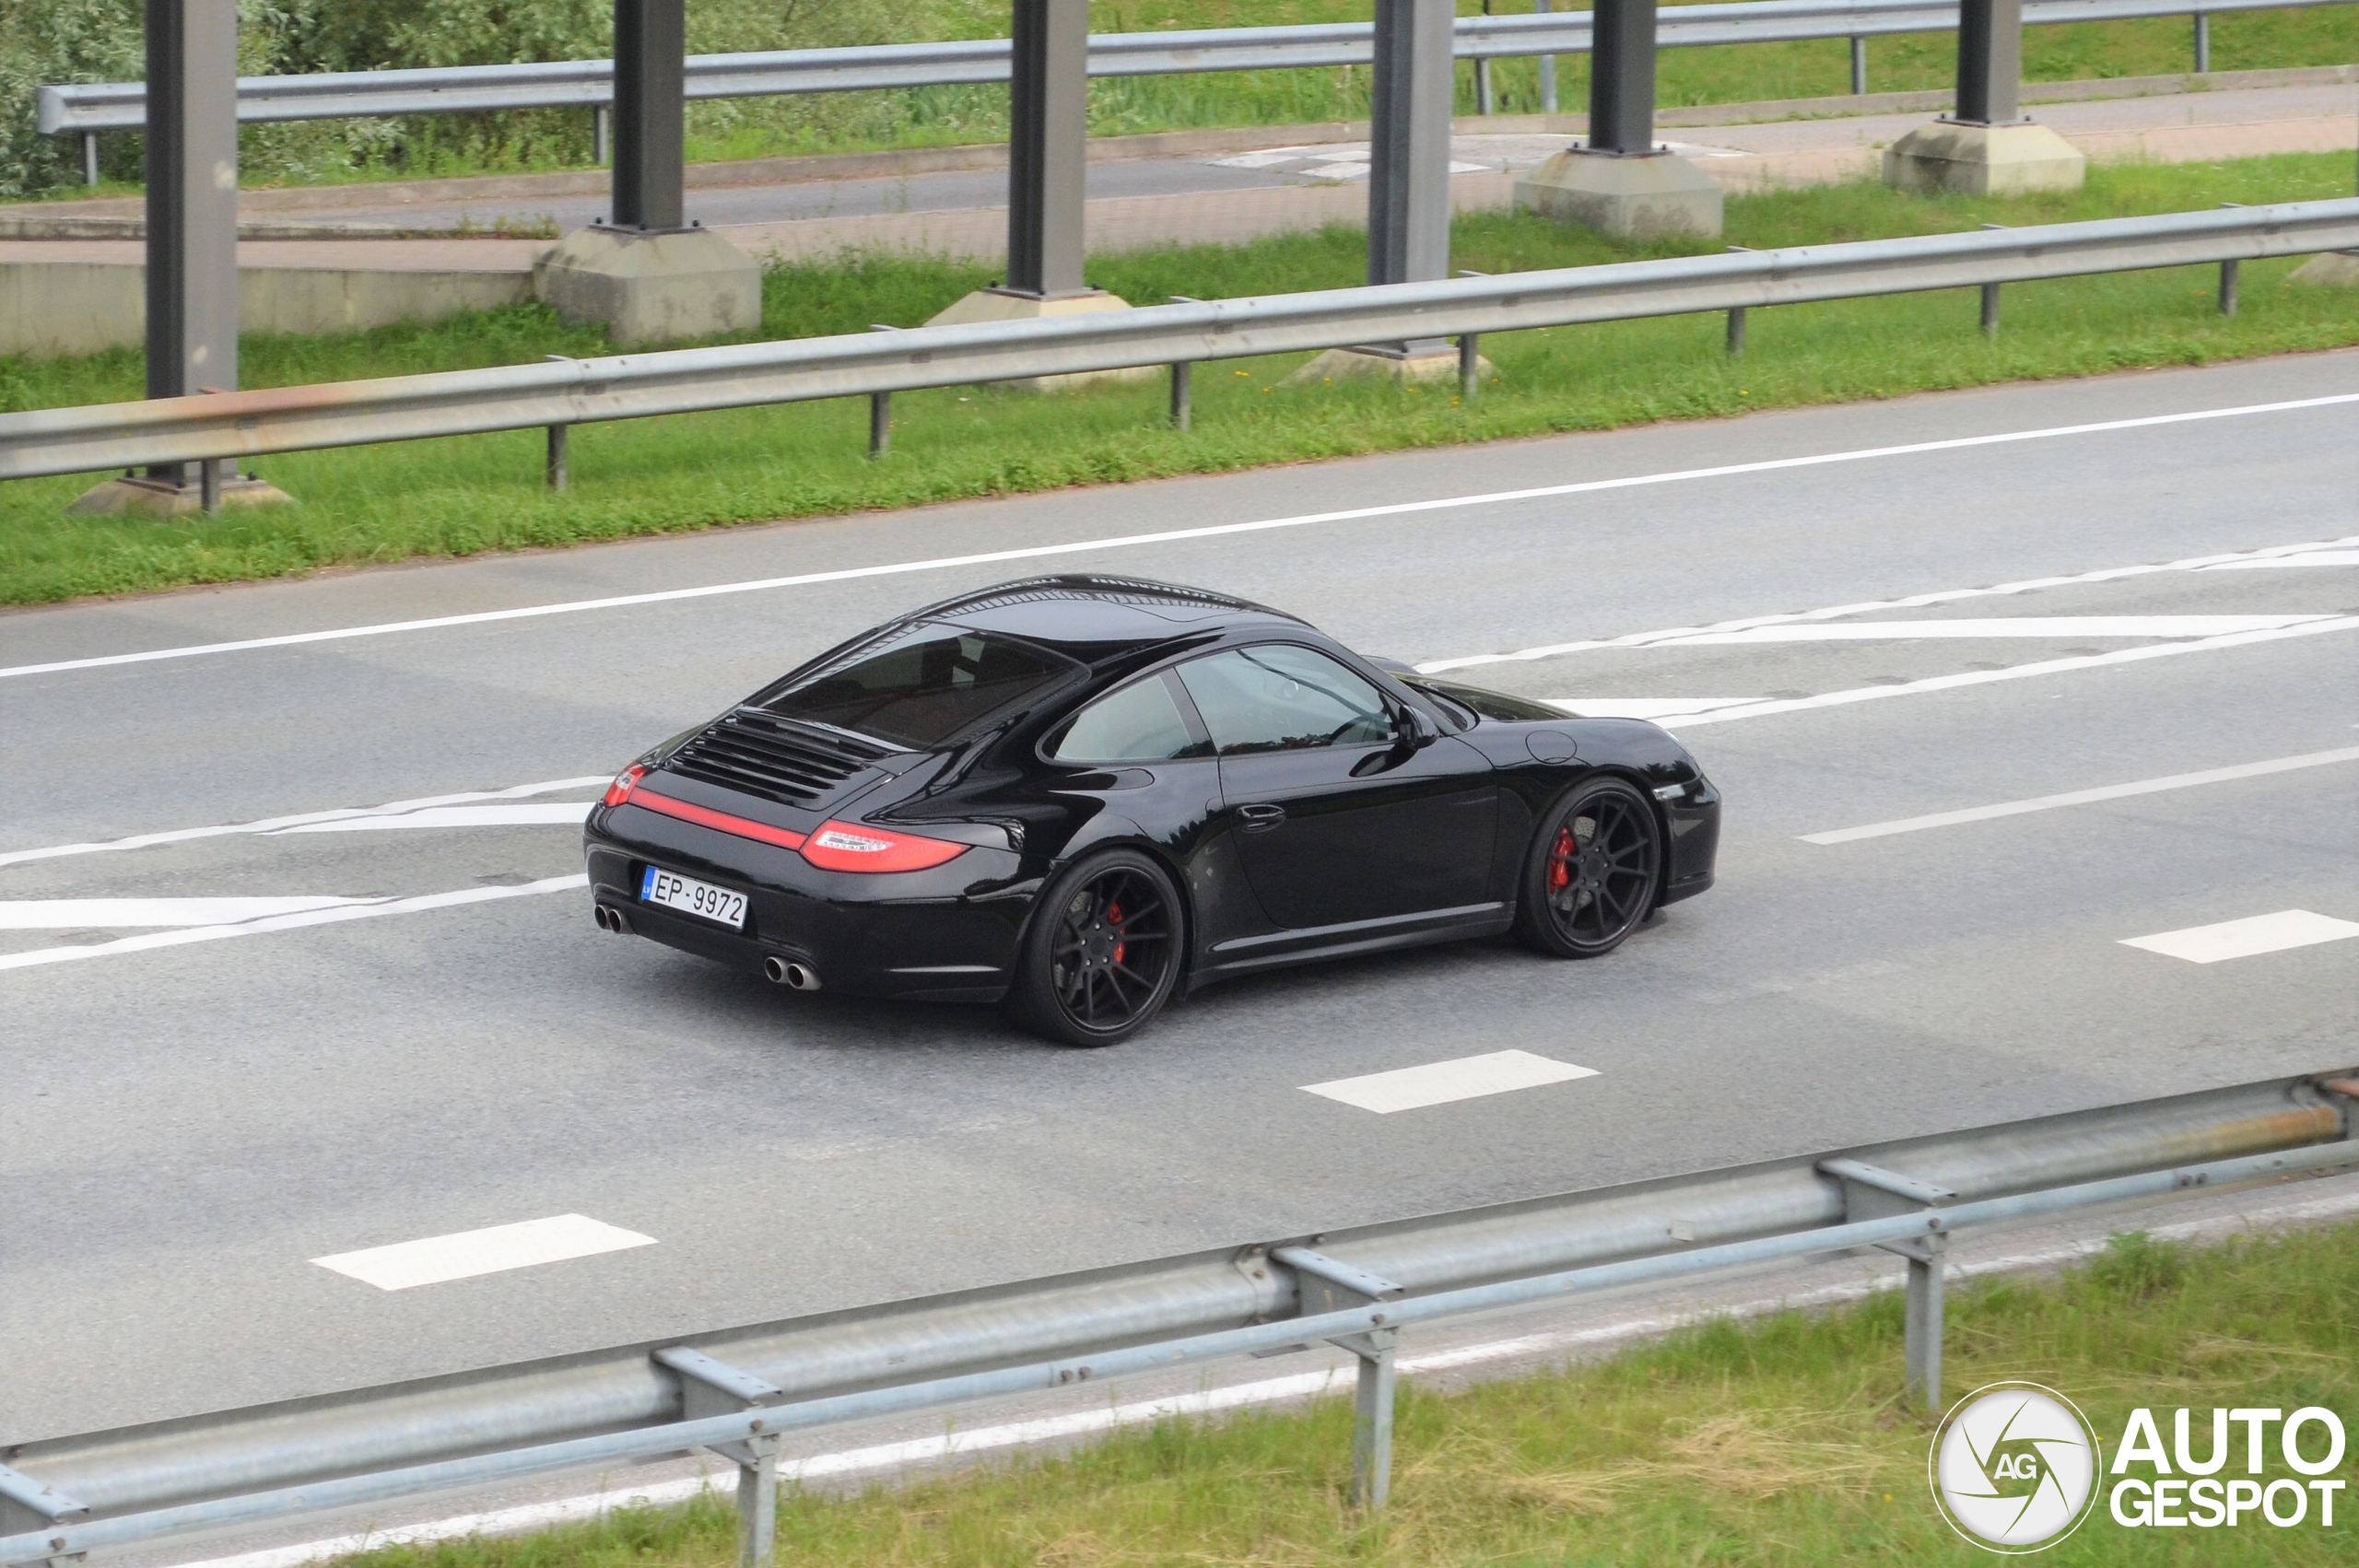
{"left": 1007, "top": 848, "right": 1183, "bottom": 1047}
{"left": 1513, "top": 777, "right": 1661, "bottom": 958}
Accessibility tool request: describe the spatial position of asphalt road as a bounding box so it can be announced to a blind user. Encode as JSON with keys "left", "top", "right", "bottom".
{"left": 5, "top": 351, "right": 2355, "bottom": 1444}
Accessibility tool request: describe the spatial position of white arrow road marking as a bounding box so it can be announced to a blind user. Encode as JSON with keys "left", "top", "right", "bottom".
{"left": 1303, "top": 1049, "right": 1598, "bottom": 1114}
{"left": 6, "top": 394, "right": 2355, "bottom": 685}
{"left": 2119, "top": 910, "right": 2359, "bottom": 964}
{"left": 0, "top": 873, "right": 587, "bottom": 973}
{"left": 0, "top": 777, "right": 607, "bottom": 870}
{"left": 275, "top": 802, "right": 593, "bottom": 833}
{"left": 1418, "top": 535, "right": 2359, "bottom": 673}
{"left": 1802, "top": 747, "right": 2359, "bottom": 844}
{"left": 1572, "top": 615, "right": 2359, "bottom": 730}
{"left": 0, "top": 895, "right": 387, "bottom": 929}
{"left": 313, "top": 1215, "right": 656, "bottom": 1292}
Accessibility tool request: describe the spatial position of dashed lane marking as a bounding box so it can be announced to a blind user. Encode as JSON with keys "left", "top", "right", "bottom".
{"left": 1545, "top": 697, "right": 1762, "bottom": 720}
{"left": 0, "top": 873, "right": 587, "bottom": 973}
{"left": 6, "top": 394, "right": 2354, "bottom": 684}
{"left": 1801, "top": 747, "right": 2359, "bottom": 845}
{"left": 2118, "top": 909, "right": 2359, "bottom": 964}
{"left": 2201, "top": 549, "right": 2359, "bottom": 568}
{"left": 312, "top": 1215, "right": 656, "bottom": 1292}
{"left": 275, "top": 802, "right": 593, "bottom": 834}
{"left": 1303, "top": 1049, "right": 1598, "bottom": 1114}
{"left": 0, "top": 895, "right": 384, "bottom": 929}
{"left": 1649, "top": 614, "right": 2331, "bottom": 644}
{"left": 0, "top": 777, "right": 607, "bottom": 870}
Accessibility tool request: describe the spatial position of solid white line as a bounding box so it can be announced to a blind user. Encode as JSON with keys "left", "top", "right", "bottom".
{"left": 1600, "top": 614, "right": 2359, "bottom": 729}
{"left": 275, "top": 802, "right": 593, "bottom": 834}
{"left": 7, "top": 393, "right": 2356, "bottom": 685}
{"left": 1801, "top": 747, "right": 2359, "bottom": 844}
{"left": 0, "top": 873, "right": 587, "bottom": 973}
{"left": 1416, "top": 534, "right": 2359, "bottom": 673}
{"left": 1302, "top": 1049, "right": 1598, "bottom": 1114}
{"left": 2118, "top": 909, "right": 2359, "bottom": 964}
{"left": 2201, "top": 549, "right": 2359, "bottom": 568}
{"left": 313, "top": 1215, "right": 656, "bottom": 1292}
{"left": 1546, "top": 697, "right": 1763, "bottom": 720}
{"left": 0, "top": 777, "right": 608, "bottom": 871}
{"left": 0, "top": 895, "right": 383, "bottom": 930}
{"left": 1652, "top": 614, "right": 2330, "bottom": 645}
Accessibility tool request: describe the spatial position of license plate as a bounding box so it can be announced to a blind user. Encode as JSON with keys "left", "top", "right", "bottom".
{"left": 640, "top": 866, "right": 747, "bottom": 930}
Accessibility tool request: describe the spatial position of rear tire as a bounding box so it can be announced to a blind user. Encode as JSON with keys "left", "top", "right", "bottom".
{"left": 1513, "top": 777, "right": 1661, "bottom": 958}
{"left": 1007, "top": 848, "right": 1183, "bottom": 1047}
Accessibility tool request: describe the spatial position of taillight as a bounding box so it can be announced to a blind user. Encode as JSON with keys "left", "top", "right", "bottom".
{"left": 802, "top": 821, "right": 968, "bottom": 873}
{"left": 603, "top": 765, "right": 646, "bottom": 807}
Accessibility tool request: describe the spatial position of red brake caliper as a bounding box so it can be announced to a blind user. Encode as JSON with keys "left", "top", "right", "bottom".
{"left": 1549, "top": 827, "right": 1573, "bottom": 890}
{"left": 1108, "top": 900, "right": 1125, "bottom": 965}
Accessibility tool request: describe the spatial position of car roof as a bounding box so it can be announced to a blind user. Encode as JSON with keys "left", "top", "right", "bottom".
{"left": 910, "top": 575, "right": 1310, "bottom": 661}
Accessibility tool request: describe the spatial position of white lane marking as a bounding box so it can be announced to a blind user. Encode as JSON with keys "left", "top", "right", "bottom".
{"left": 1652, "top": 614, "right": 2330, "bottom": 645}
{"left": 1302, "top": 1048, "right": 1598, "bottom": 1114}
{"left": 312, "top": 1215, "right": 656, "bottom": 1292}
{"left": 275, "top": 802, "right": 593, "bottom": 834}
{"left": 0, "top": 777, "right": 608, "bottom": 871}
{"left": 1802, "top": 747, "right": 2359, "bottom": 845}
{"left": 1584, "top": 614, "right": 2359, "bottom": 730}
{"left": 0, "top": 873, "right": 586, "bottom": 973}
{"left": 2201, "top": 549, "right": 2359, "bottom": 568}
{"left": 158, "top": 1176, "right": 2359, "bottom": 1568}
{"left": 2119, "top": 909, "right": 2359, "bottom": 964}
{"left": 1547, "top": 697, "right": 1762, "bottom": 720}
{"left": 6, "top": 393, "right": 2356, "bottom": 685}
{"left": 1417, "top": 534, "right": 2359, "bottom": 673}
{"left": 0, "top": 895, "right": 385, "bottom": 930}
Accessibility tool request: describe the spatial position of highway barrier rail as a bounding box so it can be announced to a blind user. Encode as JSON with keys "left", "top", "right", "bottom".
{"left": 3, "top": 1072, "right": 2353, "bottom": 1567}
{"left": 3, "top": 197, "right": 2356, "bottom": 486}
{"left": 36, "top": 0, "right": 2352, "bottom": 133}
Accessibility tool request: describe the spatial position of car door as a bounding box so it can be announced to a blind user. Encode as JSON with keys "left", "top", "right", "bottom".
{"left": 1174, "top": 644, "right": 1499, "bottom": 930}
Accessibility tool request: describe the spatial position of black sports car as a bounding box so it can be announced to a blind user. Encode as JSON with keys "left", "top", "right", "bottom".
{"left": 584, "top": 576, "right": 1719, "bottom": 1046}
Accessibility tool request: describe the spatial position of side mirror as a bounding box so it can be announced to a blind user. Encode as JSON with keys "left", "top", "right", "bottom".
{"left": 1394, "top": 705, "right": 1439, "bottom": 751}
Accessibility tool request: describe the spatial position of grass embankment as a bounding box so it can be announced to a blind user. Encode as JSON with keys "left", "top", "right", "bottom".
{"left": 331, "top": 1222, "right": 2359, "bottom": 1567}
{"left": 5, "top": 152, "right": 2357, "bottom": 608}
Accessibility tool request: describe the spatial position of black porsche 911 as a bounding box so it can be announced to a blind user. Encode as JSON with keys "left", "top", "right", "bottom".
{"left": 584, "top": 576, "right": 1719, "bottom": 1046}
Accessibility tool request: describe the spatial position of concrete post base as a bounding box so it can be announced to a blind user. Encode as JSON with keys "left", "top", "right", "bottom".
{"left": 1882, "top": 120, "right": 2087, "bottom": 196}
{"left": 1513, "top": 148, "right": 1724, "bottom": 240}
{"left": 67, "top": 471, "right": 293, "bottom": 517}
{"left": 535, "top": 225, "right": 761, "bottom": 346}
{"left": 1283, "top": 343, "right": 1493, "bottom": 386}
{"left": 921, "top": 288, "right": 1157, "bottom": 392}
{"left": 2290, "top": 252, "right": 2359, "bottom": 287}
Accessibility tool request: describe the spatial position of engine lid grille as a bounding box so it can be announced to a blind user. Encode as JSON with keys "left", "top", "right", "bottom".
{"left": 660, "top": 710, "right": 895, "bottom": 808}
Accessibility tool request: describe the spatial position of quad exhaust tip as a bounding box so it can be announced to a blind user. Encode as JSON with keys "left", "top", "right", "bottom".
{"left": 593, "top": 904, "right": 633, "bottom": 935}
{"left": 763, "top": 955, "right": 821, "bottom": 991}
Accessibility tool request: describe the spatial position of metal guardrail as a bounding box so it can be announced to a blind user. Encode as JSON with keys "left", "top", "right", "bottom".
{"left": 35, "top": 0, "right": 2350, "bottom": 133}
{"left": 2, "top": 1072, "right": 2353, "bottom": 1566}
{"left": 3, "top": 198, "right": 2354, "bottom": 485}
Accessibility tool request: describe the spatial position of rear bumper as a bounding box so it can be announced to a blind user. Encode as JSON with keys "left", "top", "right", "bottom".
{"left": 584, "top": 802, "right": 1033, "bottom": 1002}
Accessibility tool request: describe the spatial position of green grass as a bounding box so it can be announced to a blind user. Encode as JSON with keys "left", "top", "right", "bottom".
{"left": 319, "top": 1220, "right": 2359, "bottom": 1568}
{"left": 5, "top": 151, "right": 2356, "bottom": 608}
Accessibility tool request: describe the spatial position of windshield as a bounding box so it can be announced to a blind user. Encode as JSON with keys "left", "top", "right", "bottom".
{"left": 760, "top": 623, "right": 1081, "bottom": 749}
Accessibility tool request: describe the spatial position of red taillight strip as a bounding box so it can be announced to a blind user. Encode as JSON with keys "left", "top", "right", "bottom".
{"left": 624, "top": 787, "right": 808, "bottom": 850}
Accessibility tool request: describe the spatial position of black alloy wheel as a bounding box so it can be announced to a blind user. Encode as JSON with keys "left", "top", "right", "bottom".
{"left": 1513, "top": 777, "right": 1661, "bottom": 958}
{"left": 1009, "top": 848, "right": 1183, "bottom": 1047}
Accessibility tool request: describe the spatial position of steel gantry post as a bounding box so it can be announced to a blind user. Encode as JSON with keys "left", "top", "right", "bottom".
{"left": 612, "top": 0, "right": 687, "bottom": 231}
{"left": 1513, "top": 0, "right": 1722, "bottom": 238}
{"left": 1884, "top": 0, "right": 2084, "bottom": 192}
{"left": 1005, "top": 0, "right": 1091, "bottom": 299}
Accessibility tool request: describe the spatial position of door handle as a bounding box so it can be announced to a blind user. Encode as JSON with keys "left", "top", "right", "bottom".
{"left": 1237, "top": 802, "right": 1287, "bottom": 832}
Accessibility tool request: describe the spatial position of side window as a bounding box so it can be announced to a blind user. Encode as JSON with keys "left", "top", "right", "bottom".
{"left": 1174, "top": 645, "right": 1393, "bottom": 755}
{"left": 1050, "top": 672, "right": 1209, "bottom": 762}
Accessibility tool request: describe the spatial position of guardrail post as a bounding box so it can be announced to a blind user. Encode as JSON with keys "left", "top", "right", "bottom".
{"left": 1849, "top": 36, "right": 1867, "bottom": 96}
{"left": 2218, "top": 257, "right": 2239, "bottom": 314}
{"left": 0, "top": 1461, "right": 89, "bottom": 1568}
{"left": 1536, "top": 0, "right": 1558, "bottom": 114}
{"left": 593, "top": 104, "right": 610, "bottom": 166}
{"left": 1725, "top": 305, "right": 1746, "bottom": 356}
{"left": 1168, "top": 361, "right": 1191, "bottom": 429}
{"left": 1475, "top": 0, "right": 1496, "bottom": 113}
{"left": 546, "top": 425, "right": 569, "bottom": 489}
{"left": 1272, "top": 1245, "right": 1407, "bottom": 1511}
{"left": 1458, "top": 334, "right": 1480, "bottom": 399}
{"left": 81, "top": 132, "right": 99, "bottom": 187}
{"left": 869, "top": 392, "right": 891, "bottom": 457}
{"left": 2192, "top": 11, "right": 2211, "bottom": 73}
{"left": 1817, "top": 1158, "right": 1955, "bottom": 1414}
{"left": 1979, "top": 281, "right": 2001, "bottom": 336}
{"left": 654, "top": 1348, "right": 787, "bottom": 1568}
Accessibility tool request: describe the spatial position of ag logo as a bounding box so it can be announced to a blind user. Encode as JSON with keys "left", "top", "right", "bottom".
{"left": 1930, "top": 1382, "right": 2103, "bottom": 1552}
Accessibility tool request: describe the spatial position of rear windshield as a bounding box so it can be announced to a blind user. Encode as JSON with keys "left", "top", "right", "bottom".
{"left": 760, "top": 623, "right": 1080, "bottom": 749}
